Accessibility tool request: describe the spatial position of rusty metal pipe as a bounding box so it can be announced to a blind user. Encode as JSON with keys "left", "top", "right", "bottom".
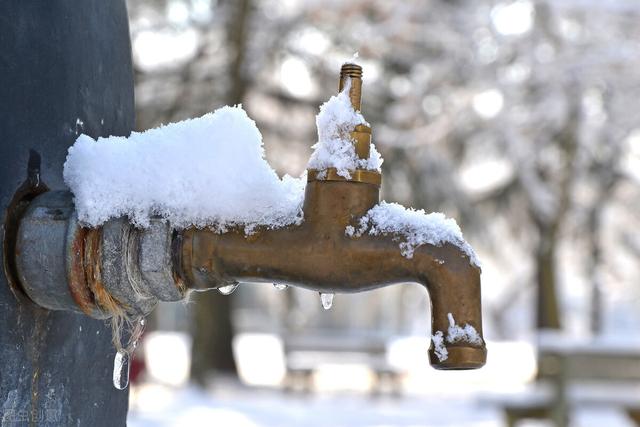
{"left": 12, "top": 191, "right": 185, "bottom": 319}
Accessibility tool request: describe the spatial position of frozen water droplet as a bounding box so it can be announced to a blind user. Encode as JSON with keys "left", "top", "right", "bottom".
{"left": 218, "top": 283, "right": 239, "bottom": 295}
{"left": 273, "top": 283, "right": 288, "bottom": 290}
{"left": 320, "top": 292, "right": 334, "bottom": 310}
{"left": 130, "top": 317, "right": 147, "bottom": 351}
{"left": 113, "top": 350, "right": 130, "bottom": 390}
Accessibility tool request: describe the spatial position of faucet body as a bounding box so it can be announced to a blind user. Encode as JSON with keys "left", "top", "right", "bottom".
{"left": 5, "top": 64, "right": 486, "bottom": 370}
{"left": 180, "top": 177, "right": 485, "bottom": 369}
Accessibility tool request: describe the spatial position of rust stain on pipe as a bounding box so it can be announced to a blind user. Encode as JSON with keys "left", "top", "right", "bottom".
{"left": 67, "top": 227, "right": 98, "bottom": 316}
{"left": 83, "top": 227, "right": 125, "bottom": 317}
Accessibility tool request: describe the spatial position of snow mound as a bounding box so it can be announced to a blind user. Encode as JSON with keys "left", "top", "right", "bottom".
{"left": 345, "top": 201, "right": 480, "bottom": 267}
{"left": 307, "top": 79, "right": 382, "bottom": 179}
{"left": 64, "top": 106, "right": 305, "bottom": 230}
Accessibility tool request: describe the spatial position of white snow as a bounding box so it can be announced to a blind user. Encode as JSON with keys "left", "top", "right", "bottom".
{"left": 345, "top": 201, "right": 481, "bottom": 267}
{"left": 446, "top": 313, "right": 483, "bottom": 346}
{"left": 430, "top": 314, "right": 483, "bottom": 363}
{"left": 431, "top": 330, "right": 449, "bottom": 362}
{"left": 64, "top": 106, "right": 305, "bottom": 231}
{"left": 307, "top": 79, "right": 382, "bottom": 179}
{"left": 128, "top": 383, "right": 506, "bottom": 427}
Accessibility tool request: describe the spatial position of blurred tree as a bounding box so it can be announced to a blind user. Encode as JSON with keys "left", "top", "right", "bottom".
{"left": 127, "top": 0, "right": 640, "bottom": 382}
{"left": 190, "top": 0, "right": 255, "bottom": 383}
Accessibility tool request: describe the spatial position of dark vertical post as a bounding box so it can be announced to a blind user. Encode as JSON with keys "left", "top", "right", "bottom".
{"left": 0, "top": 2, "right": 135, "bottom": 425}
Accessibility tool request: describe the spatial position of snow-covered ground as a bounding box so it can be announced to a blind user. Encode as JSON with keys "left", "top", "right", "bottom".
{"left": 127, "top": 381, "right": 635, "bottom": 427}
{"left": 127, "top": 333, "right": 636, "bottom": 427}
{"left": 128, "top": 384, "right": 497, "bottom": 427}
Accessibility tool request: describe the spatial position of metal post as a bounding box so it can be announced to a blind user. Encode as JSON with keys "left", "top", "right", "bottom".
{"left": 0, "top": 2, "right": 135, "bottom": 425}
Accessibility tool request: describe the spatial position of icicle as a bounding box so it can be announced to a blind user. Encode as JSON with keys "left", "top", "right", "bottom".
{"left": 113, "top": 350, "right": 130, "bottom": 390}
{"left": 218, "top": 282, "right": 239, "bottom": 295}
{"left": 320, "top": 292, "right": 334, "bottom": 310}
{"left": 112, "top": 316, "right": 146, "bottom": 391}
{"left": 273, "top": 283, "right": 288, "bottom": 290}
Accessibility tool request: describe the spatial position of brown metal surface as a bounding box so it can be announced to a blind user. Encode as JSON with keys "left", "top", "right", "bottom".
{"left": 307, "top": 168, "right": 381, "bottom": 186}
{"left": 181, "top": 179, "right": 485, "bottom": 369}
{"left": 171, "top": 229, "right": 187, "bottom": 293}
{"left": 339, "top": 63, "right": 363, "bottom": 111}
{"left": 351, "top": 124, "right": 371, "bottom": 159}
{"left": 179, "top": 64, "right": 486, "bottom": 369}
{"left": 66, "top": 224, "right": 121, "bottom": 319}
{"left": 67, "top": 227, "right": 96, "bottom": 316}
{"left": 83, "top": 226, "right": 124, "bottom": 317}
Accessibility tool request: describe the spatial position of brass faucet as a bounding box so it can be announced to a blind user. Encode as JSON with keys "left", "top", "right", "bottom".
{"left": 177, "top": 64, "right": 486, "bottom": 369}
{"left": 5, "top": 64, "right": 486, "bottom": 370}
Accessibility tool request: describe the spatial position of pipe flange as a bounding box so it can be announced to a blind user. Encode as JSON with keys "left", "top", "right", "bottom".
{"left": 100, "top": 218, "right": 158, "bottom": 316}
{"left": 138, "top": 219, "right": 186, "bottom": 301}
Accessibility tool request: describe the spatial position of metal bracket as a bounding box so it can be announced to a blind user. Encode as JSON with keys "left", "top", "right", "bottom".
{"left": 2, "top": 150, "right": 49, "bottom": 302}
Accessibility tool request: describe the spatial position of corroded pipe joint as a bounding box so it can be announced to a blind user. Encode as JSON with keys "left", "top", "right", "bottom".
{"left": 13, "top": 191, "right": 186, "bottom": 319}
{"left": 14, "top": 191, "right": 109, "bottom": 317}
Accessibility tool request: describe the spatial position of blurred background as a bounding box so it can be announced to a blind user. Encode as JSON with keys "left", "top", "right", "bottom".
{"left": 124, "top": 0, "right": 640, "bottom": 426}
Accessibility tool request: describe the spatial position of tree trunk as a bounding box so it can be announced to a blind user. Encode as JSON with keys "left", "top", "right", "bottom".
{"left": 535, "top": 229, "right": 561, "bottom": 330}
{"left": 588, "top": 208, "right": 603, "bottom": 335}
{"left": 189, "top": 0, "right": 253, "bottom": 384}
{"left": 190, "top": 291, "right": 237, "bottom": 384}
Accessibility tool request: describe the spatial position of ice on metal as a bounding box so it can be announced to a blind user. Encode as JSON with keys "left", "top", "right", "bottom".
{"left": 113, "top": 350, "right": 130, "bottom": 390}
{"left": 218, "top": 283, "right": 239, "bottom": 295}
{"left": 320, "top": 292, "right": 334, "bottom": 310}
